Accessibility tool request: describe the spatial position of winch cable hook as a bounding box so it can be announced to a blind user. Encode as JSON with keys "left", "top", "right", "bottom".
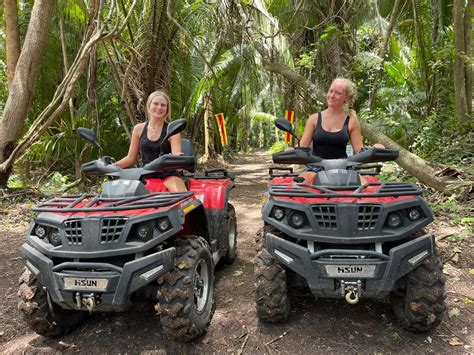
{"left": 345, "top": 290, "right": 360, "bottom": 304}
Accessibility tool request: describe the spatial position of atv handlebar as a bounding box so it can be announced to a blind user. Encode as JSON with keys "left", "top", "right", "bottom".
{"left": 348, "top": 147, "right": 399, "bottom": 163}
{"left": 81, "top": 158, "right": 120, "bottom": 176}
{"left": 272, "top": 149, "right": 322, "bottom": 165}
{"left": 272, "top": 147, "right": 399, "bottom": 168}
{"left": 81, "top": 154, "right": 196, "bottom": 179}
{"left": 142, "top": 154, "right": 196, "bottom": 173}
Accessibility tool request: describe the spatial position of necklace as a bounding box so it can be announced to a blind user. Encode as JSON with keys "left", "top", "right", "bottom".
{"left": 149, "top": 122, "right": 163, "bottom": 133}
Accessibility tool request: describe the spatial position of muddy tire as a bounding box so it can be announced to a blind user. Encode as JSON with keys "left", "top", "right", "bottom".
{"left": 158, "top": 236, "right": 215, "bottom": 342}
{"left": 390, "top": 251, "right": 446, "bottom": 332}
{"left": 255, "top": 225, "right": 289, "bottom": 322}
{"left": 222, "top": 203, "right": 237, "bottom": 264}
{"left": 17, "top": 268, "right": 87, "bottom": 337}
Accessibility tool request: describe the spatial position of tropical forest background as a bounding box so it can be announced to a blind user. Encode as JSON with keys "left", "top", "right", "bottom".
{"left": 0, "top": 0, "right": 472, "bottom": 199}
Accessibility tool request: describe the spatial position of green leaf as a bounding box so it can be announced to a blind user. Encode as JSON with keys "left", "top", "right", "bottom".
{"left": 469, "top": 269, "right": 474, "bottom": 275}
{"left": 461, "top": 217, "right": 474, "bottom": 224}
{"left": 452, "top": 247, "right": 461, "bottom": 253}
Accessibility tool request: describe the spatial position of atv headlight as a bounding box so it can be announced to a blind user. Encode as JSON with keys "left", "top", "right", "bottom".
{"left": 156, "top": 217, "right": 171, "bottom": 232}
{"left": 271, "top": 207, "right": 285, "bottom": 221}
{"left": 408, "top": 208, "right": 422, "bottom": 221}
{"left": 386, "top": 212, "right": 403, "bottom": 228}
{"left": 288, "top": 211, "right": 306, "bottom": 228}
{"left": 136, "top": 222, "right": 154, "bottom": 241}
{"left": 34, "top": 225, "right": 47, "bottom": 239}
{"left": 48, "top": 229, "right": 62, "bottom": 246}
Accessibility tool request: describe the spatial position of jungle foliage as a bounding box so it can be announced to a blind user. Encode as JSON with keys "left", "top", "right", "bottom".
{"left": 0, "top": 0, "right": 472, "bottom": 190}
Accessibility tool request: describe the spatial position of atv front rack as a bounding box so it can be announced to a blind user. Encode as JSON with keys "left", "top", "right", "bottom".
{"left": 269, "top": 164, "right": 383, "bottom": 178}
{"left": 33, "top": 191, "right": 194, "bottom": 212}
{"left": 269, "top": 182, "right": 422, "bottom": 198}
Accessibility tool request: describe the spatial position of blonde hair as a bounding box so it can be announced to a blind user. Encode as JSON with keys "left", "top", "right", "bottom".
{"left": 332, "top": 77, "right": 357, "bottom": 114}
{"left": 145, "top": 90, "right": 171, "bottom": 120}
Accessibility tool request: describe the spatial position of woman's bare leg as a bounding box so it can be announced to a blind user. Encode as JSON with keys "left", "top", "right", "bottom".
{"left": 164, "top": 176, "right": 187, "bottom": 192}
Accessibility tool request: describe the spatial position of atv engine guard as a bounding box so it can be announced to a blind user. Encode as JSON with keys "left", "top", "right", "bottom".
{"left": 21, "top": 243, "right": 175, "bottom": 312}
{"left": 265, "top": 232, "right": 435, "bottom": 298}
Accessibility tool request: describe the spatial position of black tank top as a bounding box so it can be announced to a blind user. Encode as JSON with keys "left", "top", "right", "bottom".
{"left": 140, "top": 121, "right": 171, "bottom": 164}
{"left": 312, "top": 112, "right": 350, "bottom": 159}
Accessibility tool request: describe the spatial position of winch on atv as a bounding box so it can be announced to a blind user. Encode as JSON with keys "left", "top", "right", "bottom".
{"left": 255, "top": 118, "right": 445, "bottom": 332}
{"left": 18, "top": 119, "right": 237, "bottom": 342}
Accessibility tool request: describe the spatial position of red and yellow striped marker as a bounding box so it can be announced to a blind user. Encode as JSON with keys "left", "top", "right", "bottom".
{"left": 215, "top": 113, "right": 228, "bottom": 146}
{"left": 284, "top": 110, "right": 294, "bottom": 144}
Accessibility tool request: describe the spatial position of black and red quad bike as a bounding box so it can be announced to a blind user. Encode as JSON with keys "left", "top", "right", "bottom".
{"left": 255, "top": 118, "right": 445, "bottom": 332}
{"left": 18, "top": 119, "right": 237, "bottom": 342}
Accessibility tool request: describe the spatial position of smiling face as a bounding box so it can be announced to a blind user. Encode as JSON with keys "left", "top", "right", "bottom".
{"left": 147, "top": 94, "right": 169, "bottom": 120}
{"left": 326, "top": 80, "right": 349, "bottom": 109}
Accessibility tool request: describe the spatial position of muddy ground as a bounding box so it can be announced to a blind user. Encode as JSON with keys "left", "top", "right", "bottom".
{"left": 0, "top": 152, "right": 472, "bottom": 353}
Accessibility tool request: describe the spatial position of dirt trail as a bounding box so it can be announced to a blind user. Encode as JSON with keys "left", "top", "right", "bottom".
{"left": 0, "top": 152, "right": 472, "bottom": 353}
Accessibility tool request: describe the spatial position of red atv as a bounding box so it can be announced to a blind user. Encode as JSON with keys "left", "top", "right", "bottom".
{"left": 18, "top": 119, "right": 237, "bottom": 341}
{"left": 255, "top": 118, "right": 445, "bottom": 332}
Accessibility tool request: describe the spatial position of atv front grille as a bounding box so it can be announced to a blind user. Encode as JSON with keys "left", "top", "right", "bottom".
{"left": 64, "top": 219, "right": 82, "bottom": 245}
{"left": 100, "top": 218, "right": 127, "bottom": 244}
{"left": 312, "top": 205, "right": 338, "bottom": 230}
{"left": 357, "top": 205, "right": 381, "bottom": 230}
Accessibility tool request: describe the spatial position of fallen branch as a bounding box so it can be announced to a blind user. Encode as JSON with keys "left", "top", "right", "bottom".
{"left": 236, "top": 334, "right": 249, "bottom": 355}
{"left": 442, "top": 324, "right": 470, "bottom": 345}
{"left": 263, "top": 343, "right": 273, "bottom": 354}
{"left": 62, "top": 177, "right": 85, "bottom": 192}
{"left": 265, "top": 331, "right": 289, "bottom": 345}
{"left": 446, "top": 291, "right": 474, "bottom": 301}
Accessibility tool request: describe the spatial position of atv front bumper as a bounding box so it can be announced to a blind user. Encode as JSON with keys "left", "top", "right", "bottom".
{"left": 21, "top": 243, "right": 175, "bottom": 311}
{"left": 265, "top": 232, "right": 435, "bottom": 298}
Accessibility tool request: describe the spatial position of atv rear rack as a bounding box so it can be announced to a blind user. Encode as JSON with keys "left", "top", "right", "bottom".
{"left": 185, "top": 169, "right": 235, "bottom": 180}
{"left": 269, "top": 182, "right": 422, "bottom": 198}
{"left": 33, "top": 191, "right": 194, "bottom": 212}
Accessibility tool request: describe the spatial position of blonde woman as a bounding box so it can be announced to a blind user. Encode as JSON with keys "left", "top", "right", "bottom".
{"left": 299, "top": 78, "right": 383, "bottom": 183}
{"left": 116, "top": 90, "right": 186, "bottom": 192}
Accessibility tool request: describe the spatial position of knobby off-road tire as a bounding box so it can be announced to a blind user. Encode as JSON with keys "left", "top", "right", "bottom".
{"left": 390, "top": 250, "right": 446, "bottom": 332}
{"left": 254, "top": 224, "right": 289, "bottom": 322}
{"left": 158, "top": 236, "right": 215, "bottom": 342}
{"left": 222, "top": 203, "right": 237, "bottom": 264}
{"left": 17, "top": 268, "right": 87, "bottom": 337}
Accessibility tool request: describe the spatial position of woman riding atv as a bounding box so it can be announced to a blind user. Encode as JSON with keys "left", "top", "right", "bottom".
{"left": 299, "top": 78, "right": 384, "bottom": 184}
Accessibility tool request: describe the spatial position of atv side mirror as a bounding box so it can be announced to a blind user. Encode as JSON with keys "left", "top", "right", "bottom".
{"left": 77, "top": 127, "right": 102, "bottom": 151}
{"left": 161, "top": 119, "right": 187, "bottom": 149}
{"left": 275, "top": 118, "right": 300, "bottom": 146}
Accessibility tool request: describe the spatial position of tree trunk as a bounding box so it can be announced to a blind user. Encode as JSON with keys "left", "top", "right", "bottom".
{"left": 368, "top": 0, "right": 400, "bottom": 108}
{"left": 202, "top": 92, "right": 211, "bottom": 162}
{"left": 60, "top": 16, "right": 82, "bottom": 182}
{"left": 412, "top": 0, "right": 432, "bottom": 108}
{"left": 360, "top": 121, "right": 450, "bottom": 192}
{"left": 0, "top": 0, "right": 55, "bottom": 186}
{"left": 3, "top": 0, "right": 21, "bottom": 89}
{"left": 453, "top": 0, "right": 469, "bottom": 121}
{"left": 463, "top": 0, "right": 472, "bottom": 116}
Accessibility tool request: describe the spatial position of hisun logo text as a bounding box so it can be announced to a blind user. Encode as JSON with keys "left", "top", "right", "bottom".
{"left": 75, "top": 279, "right": 97, "bottom": 287}
{"left": 337, "top": 266, "right": 363, "bottom": 273}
